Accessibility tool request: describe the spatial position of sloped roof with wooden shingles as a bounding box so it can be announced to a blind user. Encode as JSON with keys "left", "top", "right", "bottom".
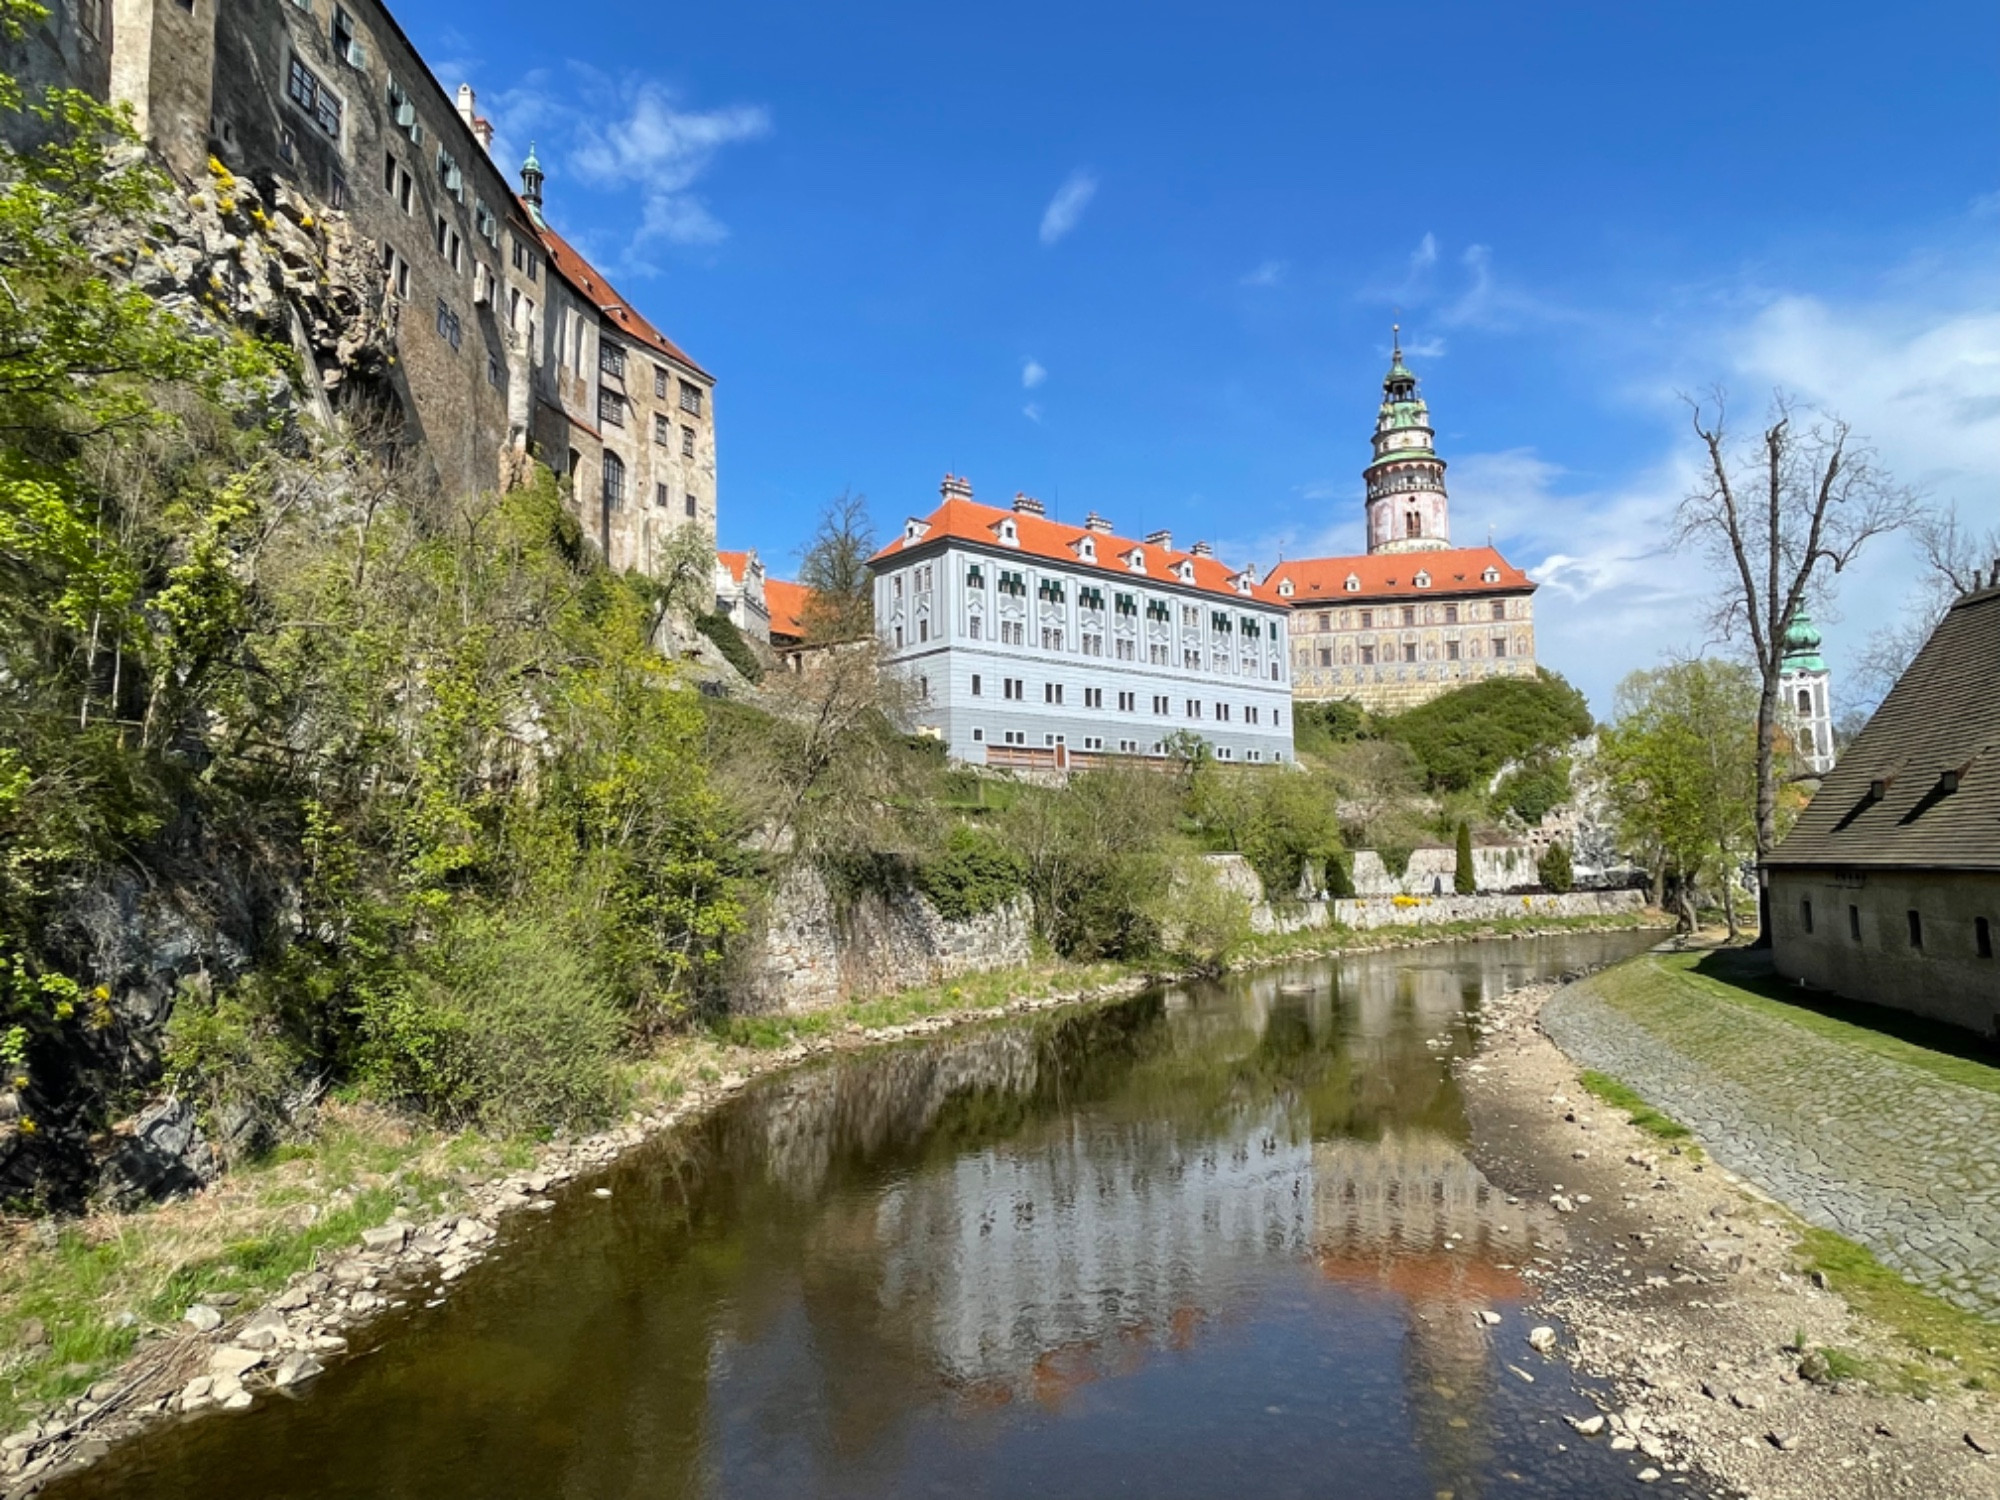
{"left": 1768, "top": 585, "right": 2000, "bottom": 872}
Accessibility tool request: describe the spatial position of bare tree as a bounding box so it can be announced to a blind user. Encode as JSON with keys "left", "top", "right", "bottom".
{"left": 1849, "top": 501, "right": 2000, "bottom": 710}
{"left": 797, "top": 490, "right": 877, "bottom": 643}
{"left": 1678, "top": 392, "right": 1916, "bottom": 942}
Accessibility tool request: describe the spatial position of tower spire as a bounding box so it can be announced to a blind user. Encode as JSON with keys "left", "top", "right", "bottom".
{"left": 1361, "top": 333, "right": 1449, "bottom": 555}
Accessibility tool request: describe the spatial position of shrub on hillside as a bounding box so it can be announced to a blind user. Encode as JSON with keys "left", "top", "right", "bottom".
{"left": 695, "top": 610, "right": 764, "bottom": 683}
{"left": 1538, "top": 841, "right": 1575, "bottom": 894}
{"left": 1494, "top": 752, "right": 1572, "bottom": 825}
{"left": 1377, "top": 671, "right": 1593, "bottom": 793}
{"left": 916, "top": 825, "right": 1026, "bottom": 921}
{"left": 358, "top": 914, "right": 623, "bottom": 1136}
{"left": 1000, "top": 765, "right": 1180, "bottom": 961}
{"left": 1454, "top": 821, "right": 1476, "bottom": 895}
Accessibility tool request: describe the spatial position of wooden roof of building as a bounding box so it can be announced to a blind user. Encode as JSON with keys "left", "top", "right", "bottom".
{"left": 1768, "top": 584, "right": 2000, "bottom": 872}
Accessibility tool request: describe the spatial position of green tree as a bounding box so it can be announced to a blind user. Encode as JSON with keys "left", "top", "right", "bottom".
{"left": 1453, "top": 821, "right": 1476, "bottom": 894}
{"left": 1537, "top": 841, "right": 1574, "bottom": 894}
{"left": 1600, "top": 659, "right": 1760, "bottom": 936}
{"left": 1377, "top": 671, "right": 1593, "bottom": 793}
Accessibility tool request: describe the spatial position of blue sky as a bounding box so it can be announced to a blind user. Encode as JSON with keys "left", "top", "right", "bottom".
{"left": 406, "top": 0, "right": 1999, "bottom": 714}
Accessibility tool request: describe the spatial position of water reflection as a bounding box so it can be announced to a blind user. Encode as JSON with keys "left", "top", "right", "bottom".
{"left": 53, "top": 932, "right": 1664, "bottom": 1500}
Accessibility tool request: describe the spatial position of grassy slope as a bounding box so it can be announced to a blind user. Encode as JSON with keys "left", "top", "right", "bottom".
{"left": 1579, "top": 947, "right": 2000, "bottom": 1394}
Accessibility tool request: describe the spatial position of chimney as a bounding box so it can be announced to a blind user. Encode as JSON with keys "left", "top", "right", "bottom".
{"left": 1144, "top": 529, "right": 1173, "bottom": 551}
{"left": 1012, "top": 493, "right": 1045, "bottom": 517}
{"left": 1083, "top": 511, "right": 1114, "bottom": 535}
{"left": 1990, "top": 556, "right": 1999, "bottom": 590}
{"left": 939, "top": 473, "right": 973, "bottom": 503}
{"left": 1190, "top": 540, "right": 1214, "bottom": 558}
{"left": 457, "top": 84, "right": 477, "bottom": 130}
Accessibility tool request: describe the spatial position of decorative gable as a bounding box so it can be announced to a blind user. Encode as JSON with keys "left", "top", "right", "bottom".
{"left": 993, "top": 518, "right": 1020, "bottom": 548}
{"left": 1123, "top": 548, "right": 1147, "bottom": 573}
{"left": 1344, "top": 573, "right": 1360, "bottom": 592}
{"left": 1072, "top": 536, "right": 1097, "bottom": 563}
{"left": 1413, "top": 570, "right": 1430, "bottom": 588}
{"left": 1482, "top": 566, "right": 1500, "bottom": 583}
{"left": 1175, "top": 559, "right": 1195, "bottom": 584}
{"left": 1276, "top": 577, "right": 1294, "bottom": 598}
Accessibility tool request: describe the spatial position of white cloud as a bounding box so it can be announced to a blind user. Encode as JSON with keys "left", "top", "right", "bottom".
{"left": 1022, "top": 402, "right": 1044, "bottom": 424}
{"left": 1241, "top": 259, "right": 1287, "bottom": 288}
{"left": 1021, "top": 358, "right": 1047, "bottom": 389}
{"left": 1402, "top": 335, "right": 1447, "bottom": 359}
{"left": 1039, "top": 170, "right": 1098, "bottom": 246}
{"left": 486, "top": 71, "right": 769, "bottom": 271}
{"left": 1410, "top": 232, "right": 1438, "bottom": 274}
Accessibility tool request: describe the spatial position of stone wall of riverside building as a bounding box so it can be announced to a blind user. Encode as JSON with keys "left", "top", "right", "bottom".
{"left": 733, "top": 865, "right": 1035, "bottom": 1016}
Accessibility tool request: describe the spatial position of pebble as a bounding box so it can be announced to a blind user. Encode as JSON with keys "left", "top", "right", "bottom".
{"left": 592, "top": 1188, "right": 612, "bottom": 1199}
{"left": 182, "top": 1304, "right": 223, "bottom": 1333}
{"left": 1636, "top": 1467, "right": 1661, "bottom": 1483}
{"left": 1527, "top": 1326, "right": 1558, "bottom": 1353}
{"left": 1568, "top": 1414, "right": 1606, "bottom": 1436}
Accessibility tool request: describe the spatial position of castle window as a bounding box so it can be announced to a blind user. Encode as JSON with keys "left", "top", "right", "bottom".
{"left": 602, "top": 452, "right": 626, "bottom": 511}
{"left": 600, "top": 341, "right": 626, "bottom": 379}
{"left": 1797, "top": 688, "right": 1811, "bottom": 714}
{"left": 1907, "top": 910, "right": 1923, "bottom": 949}
{"left": 679, "top": 381, "right": 704, "bottom": 416}
{"left": 1444, "top": 603, "right": 1458, "bottom": 624}
{"left": 1446, "top": 639, "right": 1460, "bottom": 661}
{"left": 1849, "top": 905, "right": 1861, "bottom": 941}
{"left": 1491, "top": 636, "right": 1507, "bottom": 658}
{"left": 1358, "top": 609, "right": 1373, "bottom": 629}
{"left": 682, "top": 426, "right": 696, "bottom": 458}
{"left": 654, "top": 481, "right": 669, "bottom": 509}
{"left": 1401, "top": 606, "right": 1416, "bottom": 626}
{"left": 287, "top": 57, "right": 343, "bottom": 140}
{"left": 433, "top": 297, "right": 460, "bottom": 350}
{"left": 653, "top": 413, "right": 670, "bottom": 445}
{"left": 1405, "top": 513, "right": 1422, "bottom": 538}
{"left": 1801, "top": 899, "right": 1813, "bottom": 934}
{"left": 1978, "top": 917, "right": 1992, "bottom": 959}
{"left": 655, "top": 367, "right": 669, "bottom": 399}
{"left": 598, "top": 390, "right": 623, "bottom": 427}
{"left": 1492, "top": 600, "right": 1506, "bottom": 620}
{"left": 331, "top": 7, "right": 366, "bottom": 69}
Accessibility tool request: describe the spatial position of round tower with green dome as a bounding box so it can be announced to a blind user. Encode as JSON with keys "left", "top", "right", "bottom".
{"left": 1364, "top": 326, "right": 1451, "bottom": 554}
{"left": 1779, "top": 607, "right": 1835, "bottom": 774}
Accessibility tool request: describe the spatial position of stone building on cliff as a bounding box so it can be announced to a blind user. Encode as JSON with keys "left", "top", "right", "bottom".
{"left": 0, "top": 0, "right": 717, "bottom": 573}
{"left": 1266, "top": 334, "right": 1538, "bottom": 713}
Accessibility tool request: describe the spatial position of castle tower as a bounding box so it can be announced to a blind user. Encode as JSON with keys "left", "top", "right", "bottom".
{"left": 1363, "top": 328, "right": 1451, "bottom": 554}
{"left": 1779, "top": 608, "right": 1835, "bottom": 775}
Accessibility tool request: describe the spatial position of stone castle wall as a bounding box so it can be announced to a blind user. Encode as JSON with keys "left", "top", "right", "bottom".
{"left": 734, "top": 864, "right": 1034, "bottom": 1016}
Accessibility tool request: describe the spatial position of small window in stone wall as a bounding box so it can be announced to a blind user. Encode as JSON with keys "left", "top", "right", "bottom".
{"left": 1849, "top": 904, "right": 1861, "bottom": 941}
{"left": 1907, "top": 909, "right": 1923, "bottom": 949}
{"left": 1800, "top": 898, "right": 1813, "bottom": 934}
{"left": 684, "top": 493, "right": 696, "bottom": 519}
{"left": 1978, "top": 916, "right": 1993, "bottom": 959}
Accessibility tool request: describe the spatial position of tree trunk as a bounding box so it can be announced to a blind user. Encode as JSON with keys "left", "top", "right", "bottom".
{"left": 1720, "top": 859, "right": 1739, "bottom": 941}
{"left": 1751, "top": 675, "right": 1781, "bottom": 947}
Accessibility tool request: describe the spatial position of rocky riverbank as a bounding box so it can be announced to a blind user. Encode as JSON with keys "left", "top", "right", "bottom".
{"left": 0, "top": 916, "right": 1659, "bottom": 1496}
{"left": 1459, "top": 968, "right": 1998, "bottom": 1499}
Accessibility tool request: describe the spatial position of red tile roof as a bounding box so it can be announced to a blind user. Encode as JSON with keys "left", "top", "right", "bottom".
{"left": 716, "top": 549, "right": 753, "bottom": 584}
{"left": 535, "top": 224, "right": 713, "bottom": 381}
{"left": 1264, "top": 547, "right": 1533, "bottom": 603}
{"left": 871, "top": 497, "right": 1283, "bottom": 607}
{"left": 764, "top": 577, "right": 813, "bottom": 641}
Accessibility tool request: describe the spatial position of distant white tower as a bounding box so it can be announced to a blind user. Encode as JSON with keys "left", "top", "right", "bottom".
{"left": 1779, "top": 609, "right": 1835, "bottom": 775}
{"left": 1363, "top": 327, "right": 1451, "bottom": 555}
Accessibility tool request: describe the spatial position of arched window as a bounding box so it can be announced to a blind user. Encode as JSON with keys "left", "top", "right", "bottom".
{"left": 1405, "top": 512, "right": 1422, "bottom": 538}
{"left": 1797, "top": 688, "right": 1811, "bottom": 714}
{"left": 602, "top": 451, "right": 626, "bottom": 510}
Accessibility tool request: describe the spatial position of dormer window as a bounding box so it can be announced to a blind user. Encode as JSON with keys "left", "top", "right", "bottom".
{"left": 1075, "top": 537, "right": 1096, "bottom": 562}
{"left": 1232, "top": 573, "right": 1252, "bottom": 595}
{"left": 997, "top": 519, "right": 1019, "bottom": 547}
{"left": 1414, "top": 571, "right": 1431, "bottom": 588}
{"left": 1482, "top": 567, "right": 1500, "bottom": 583}
{"left": 1277, "top": 578, "right": 1294, "bottom": 598}
{"left": 1124, "top": 548, "right": 1146, "bottom": 573}
{"left": 1344, "top": 574, "right": 1360, "bottom": 592}
{"left": 1175, "top": 560, "right": 1195, "bottom": 583}
{"left": 903, "top": 518, "right": 929, "bottom": 543}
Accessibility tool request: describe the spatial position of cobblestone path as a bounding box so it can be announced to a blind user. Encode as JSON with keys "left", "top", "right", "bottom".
{"left": 1544, "top": 957, "right": 2000, "bottom": 1320}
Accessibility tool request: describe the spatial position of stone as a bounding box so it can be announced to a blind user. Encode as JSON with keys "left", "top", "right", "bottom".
{"left": 19, "top": 1317, "right": 46, "bottom": 1347}
{"left": 1966, "top": 1431, "right": 1995, "bottom": 1456}
{"left": 359, "top": 1222, "right": 409, "bottom": 1254}
{"left": 271, "top": 1352, "right": 323, "bottom": 1389}
{"left": 182, "top": 1304, "right": 224, "bottom": 1333}
{"left": 1636, "top": 1468, "right": 1661, "bottom": 1484}
{"left": 1568, "top": 1414, "right": 1606, "bottom": 1436}
{"left": 1527, "top": 1326, "right": 1558, "bottom": 1354}
{"left": 1476, "top": 1310, "right": 1501, "bottom": 1326}
{"left": 176, "top": 1376, "right": 213, "bottom": 1407}
{"left": 235, "top": 1307, "right": 290, "bottom": 1351}
{"left": 208, "top": 1346, "right": 264, "bottom": 1381}
{"left": 273, "top": 1285, "right": 312, "bottom": 1312}
{"left": 85, "top": 1379, "right": 120, "bottom": 1403}
{"left": 592, "top": 1188, "right": 612, "bottom": 1199}
{"left": 1767, "top": 1431, "right": 1798, "bottom": 1452}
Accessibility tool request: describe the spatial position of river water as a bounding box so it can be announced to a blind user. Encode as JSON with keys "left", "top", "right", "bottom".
{"left": 56, "top": 932, "right": 1676, "bottom": 1500}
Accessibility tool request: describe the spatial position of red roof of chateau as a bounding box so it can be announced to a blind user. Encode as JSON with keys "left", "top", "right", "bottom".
{"left": 716, "top": 549, "right": 754, "bottom": 584}
{"left": 535, "top": 224, "right": 712, "bottom": 381}
{"left": 764, "top": 578, "right": 813, "bottom": 641}
{"left": 872, "top": 496, "right": 1283, "bottom": 607}
{"left": 1263, "top": 547, "right": 1534, "bottom": 603}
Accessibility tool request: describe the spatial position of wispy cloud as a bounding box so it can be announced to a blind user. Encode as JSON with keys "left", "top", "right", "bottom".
{"left": 1240, "top": 259, "right": 1287, "bottom": 288}
{"left": 1039, "top": 169, "right": 1098, "bottom": 246}
{"left": 1402, "top": 335, "right": 1447, "bottom": 359}
{"left": 1021, "top": 358, "right": 1047, "bottom": 389}
{"left": 1022, "top": 402, "right": 1044, "bottom": 424}
{"left": 487, "top": 70, "right": 769, "bottom": 272}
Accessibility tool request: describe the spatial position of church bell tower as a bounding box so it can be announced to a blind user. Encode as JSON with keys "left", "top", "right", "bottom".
{"left": 1363, "top": 328, "right": 1451, "bottom": 554}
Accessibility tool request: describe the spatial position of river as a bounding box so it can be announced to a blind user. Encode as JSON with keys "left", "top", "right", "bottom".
{"left": 53, "top": 931, "right": 1675, "bottom": 1500}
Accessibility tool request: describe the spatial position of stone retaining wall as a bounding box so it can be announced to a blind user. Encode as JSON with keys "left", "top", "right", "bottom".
{"left": 1329, "top": 890, "right": 1646, "bottom": 929}
{"left": 735, "top": 864, "right": 1034, "bottom": 1015}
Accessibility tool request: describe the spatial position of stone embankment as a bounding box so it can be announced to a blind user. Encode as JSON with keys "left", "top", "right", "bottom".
{"left": 1544, "top": 967, "right": 2000, "bottom": 1319}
